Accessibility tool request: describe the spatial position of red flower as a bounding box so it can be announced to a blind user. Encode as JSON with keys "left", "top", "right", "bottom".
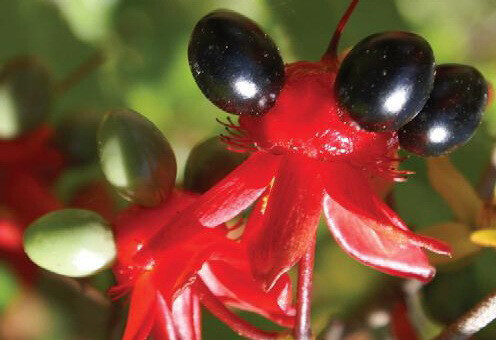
{"left": 0, "top": 126, "right": 63, "bottom": 221}
{"left": 111, "top": 190, "right": 294, "bottom": 340}
{"left": 0, "top": 126, "right": 63, "bottom": 284}
{"left": 188, "top": 60, "right": 452, "bottom": 290}
{"left": 0, "top": 214, "right": 37, "bottom": 283}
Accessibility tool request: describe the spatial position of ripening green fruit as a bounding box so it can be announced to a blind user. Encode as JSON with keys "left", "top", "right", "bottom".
{"left": 24, "top": 209, "right": 115, "bottom": 277}
{"left": 0, "top": 57, "right": 53, "bottom": 139}
{"left": 183, "top": 136, "right": 247, "bottom": 193}
{"left": 97, "top": 108, "right": 177, "bottom": 207}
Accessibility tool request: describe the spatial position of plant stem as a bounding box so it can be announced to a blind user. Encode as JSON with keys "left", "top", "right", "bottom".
{"left": 321, "top": 0, "right": 360, "bottom": 63}
{"left": 194, "top": 278, "right": 281, "bottom": 340}
{"left": 49, "top": 273, "right": 110, "bottom": 307}
{"left": 293, "top": 234, "right": 317, "bottom": 340}
{"left": 434, "top": 289, "right": 496, "bottom": 340}
{"left": 55, "top": 51, "right": 104, "bottom": 96}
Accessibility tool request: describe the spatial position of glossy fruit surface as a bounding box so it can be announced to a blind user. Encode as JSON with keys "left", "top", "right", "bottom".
{"left": 335, "top": 31, "right": 435, "bottom": 131}
{"left": 183, "top": 136, "right": 247, "bottom": 193}
{"left": 399, "top": 64, "right": 488, "bottom": 156}
{"left": 24, "top": 209, "right": 115, "bottom": 277}
{"left": 0, "top": 57, "right": 53, "bottom": 139}
{"left": 188, "top": 10, "right": 285, "bottom": 116}
{"left": 97, "top": 109, "right": 177, "bottom": 207}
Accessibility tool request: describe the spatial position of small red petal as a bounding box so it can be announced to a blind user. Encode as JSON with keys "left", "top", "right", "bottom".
{"left": 153, "top": 246, "right": 208, "bottom": 303}
{"left": 200, "top": 258, "right": 295, "bottom": 327}
{"left": 113, "top": 191, "right": 197, "bottom": 266}
{"left": 377, "top": 198, "right": 451, "bottom": 256}
{"left": 323, "top": 193, "right": 435, "bottom": 282}
{"left": 322, "top": 162, "right": 451, "bottom": 256}
{"left": 0, "top": 125, "right": 53, "bottom": 164}
{"left": 114, "top": 190, "right": 232, "bottom": 305}
{"left": 248, "top": 154, "right": 324, "bottom": 289}
{"left": 0, "top": 215, "right": 38, "bottom": 285}
{"left": 0, "top": 216, "right": 23, "bottom": 251}
{"left": 70, "top": 181, "right": 116, "bottom": 221}
{"left": 122, "top": 272, "right": 157, "bottom": 340}
{"left": 0, "top": 126, "right": 64, "bottom": 181}
{"left": 321, "top": 162, "right": 391, "bottom": 225}
{"left": 1, "top": 170, "right": 62, "bottom": 225}
{"left": 193, "top": 151, "right": 281, "bottom": 227}
{"left": 170, "top": 287, "right": 201, "bottom": 340}
{"left": 153, "top": 293, "right": 178, "bottom": 340}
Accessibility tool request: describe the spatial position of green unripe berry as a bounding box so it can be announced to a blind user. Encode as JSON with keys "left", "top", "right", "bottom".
{"left": 24, "top": 209, "right": 115, "bottom": 277}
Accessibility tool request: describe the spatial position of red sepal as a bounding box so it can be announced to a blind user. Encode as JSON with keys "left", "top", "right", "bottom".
{"left": 70, "top": 181, "right": 116, "bottom": 221}
{"left": 153, "top": 287, "right": 201, "bottom": 340}
{"left": 323, "top": 193, "right": 435, "bottom": 281}
{"left": 200, "top": 257, "right": 295, "bottom": 327}
{"left": 1, "top": 170, "right": 62, "bottom": 226}
{"left": 321, "top": 162, "right": 449, "bottom": 282}
{"left": 112, "top": 191, "right": 196, "bottom": 270}
{"left": 0, "top": 215, "right": 22, "bottom": 251}
{"left": 113, "top": 191, "right": 229, "bottom": 303}
{"left": 153, "top": 293, "right": 177, "bottom": 340}
{"left": 153, "top": 232, "right": 228, "bottom": 303}
{"left": 193, "top": 151, "right": 280, "bottom": 227}
{"left": 118, "top": 275, "right": 202, "bottom": 340}
{"left": 0, "top": 125, "right": 64, "bottom": 181}
{"left": 247, "top": 155, "right": 324, "bottom": 289}
{"left": 121, "top": 272, "right": 157, "bottom": 340}
{"left": 322, "top": 162, "right": 451, "bottom": 256}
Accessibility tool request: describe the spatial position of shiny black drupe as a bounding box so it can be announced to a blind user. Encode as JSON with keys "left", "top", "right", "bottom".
{"left": 399, "top": 64, "right": 488, "bottom": 156}
{"left": 335, "top": 32, "right": 435, "bottom": 132}
{"left": 188, "top": 10, "right": 284, "bottom": 116}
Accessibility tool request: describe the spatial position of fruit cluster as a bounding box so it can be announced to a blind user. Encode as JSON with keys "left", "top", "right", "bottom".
{"left": 189, "top": 10, "right": 488, "bottom": 158}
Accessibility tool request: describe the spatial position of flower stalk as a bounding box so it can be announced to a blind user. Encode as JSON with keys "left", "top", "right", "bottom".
{"left": 322, "top": 0, "right": 360, "bottom": 63}
{"left": 293, "top": 234, "right": 317, "bottom": 340}
{"left": 194, "top": 278, "right": 281, "bottom": 340}
{"left": 55, "top": 51, "right": 105, "bottom": 95}
{"left": 434, "top": 289, "right": 496, "bottom": 340}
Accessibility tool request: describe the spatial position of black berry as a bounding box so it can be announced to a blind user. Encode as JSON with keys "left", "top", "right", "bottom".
{"left": 399, "top": 64, "right": 488, "bottom": 157}
{"left": 336, "top": 32, "right": 435, "bottom": 131}
{"left": 188, "top": 10, "right": 285, "bottom": 116}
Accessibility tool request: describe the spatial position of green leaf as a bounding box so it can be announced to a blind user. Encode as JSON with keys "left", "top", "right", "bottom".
{"left": 394, "top": 154, "right": 454, "bottom": 228}
{"left": 23, "top": 209, "right": 115, "bottom": 277}
{"left": 427, "top": 157, "right": 482, "bottom": 225}
{"left": 97, "top": 108, "right": 177, "bottom": 207}
{"left": 0, "top": 263, "right": 18, "bottom": 312}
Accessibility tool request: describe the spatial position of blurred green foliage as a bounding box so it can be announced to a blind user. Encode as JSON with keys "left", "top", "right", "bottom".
{"left": 1, "top": 0, "right": 496, "bottom": 339}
